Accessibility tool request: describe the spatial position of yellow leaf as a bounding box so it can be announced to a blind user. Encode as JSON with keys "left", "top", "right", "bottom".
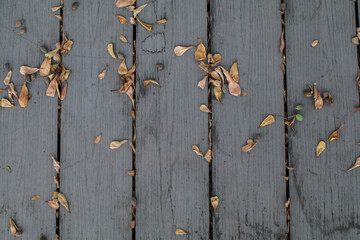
{"left": 194, "top": 38, "right": 206, "bottom": 61}
{"left": 175, "top": 228, "right": 187, "bottom": 235}
{"left": 118, "top": 58, "right": 128, "bottom": 75}
{"left": 316, "top": 141, "right": 326, "bottom": 157}
{"left": 110, "top": 140, "right": 128, "bottom": 149}
{"left": 98, "top": 66, "right": 108, "bottom": 79}
{"left": 346, "top": 157, "right": 360, "bottom": 172}
{"left": 51, "top": 154, "right": 60, "bottom": 174}
{"left": 192, "top": 145, "right": 203, "bottom": 157}
{"left": 154, "top": 18, "right": 167, "bottom": 24}
{"left": 259, "top": 114, "right": 275, "bottom": 128}
{"left": 136, "top": 17, "right": 152, "bottom": 32}
{"left": 174, "top": 46, "right": 194, "bottom": 56}
{"left": 115, "top": 15, "right": 127, "bottom": 24}
{"left": 94, "top": 133, "right": 102, "bottom": 144}
{"left": 107, "top": 43, "right": 117, "bottom": 59}
{"left": 40, "top": 57, "right": 51, "bottom": 76}
{"left": 18, "top": 81, "right": 28, "bottom": 108}
{"left": 45, "top": 48, "right": 59, "bottom": 58}
{"left": 3, "top": 69, "right": 12, "bottom": 85}
{"left": 211, "top": 196, "right": 219, "bottom": 213}
{"left": 0, "top": 98, "right": 15, "bottom": 108}
{"left": 54, "top": 14, "right": 62, "bottom": 21}
{"left": 328, "top": 124, "right": 344, "bottom": 142}
{"left": 116, "top": 0, "right": 135, "bottom": 8}
{"left": 8, "top": 217, "right": 21, "bottom": 236}
{"left": 314, "top": 85, "right": 323, "bottom": 110}
{"left": 52, "top": 5, "right": 62, "bottom": 12}
{"left": 200, "top": 104, "right": 211, "bottom": 113}
{"left": 143, "top": 80, "right": 161, "bottom": 87}
{"left": 31, "top": 195, "right": 41, "bottom": 200}
{"left": 58, "top": 192, "right": 70, "bottom": 212}
{"left": 311, "top": 39, "right": 319, "bottom": 47}
{"left": 199, "top": 62, "right": 211, "bottom": 73}
{"left": 131, "top": 2, "right": 149, "bottom": 18}
{"left": 120, "top": 35, "right": 128, "bottom": 43}
{"left": 229, "top": 61, "right": 239, "bottom": 83}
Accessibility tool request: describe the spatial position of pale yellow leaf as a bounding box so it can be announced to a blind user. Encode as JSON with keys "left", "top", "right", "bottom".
{"left": 200, "top": 104, "right": 211, "bottom": 113}
{"left": 94, "top": 133, "right": 102, "bottom": 144}
{"left": 45, "top": 48, "right": 59, "bottom": 58}
{"left": 51, "top": 154, "right": 60, "bottom": 174}
{"left": 143, "top": 80, "right": 161, "bottom": 87}
{"left": 98, "top": 66, "right": 108, "bottom": 79}
{"left": 131, "top": 2, "right": 149, "bottom": 18}
{"left": 316, "top": 141, "right": 326, "bottom": 157}
{"left": 211, "top": 196, "right": 219, "bottom": 213}
{"left": 52, "top": 5, "right": 62, "bottom": 12}
{"left": 175, "top": 228, "right": 187, "bottom": 235}
{"left": 118, "top": 58, "right": 128, "bottom": 75}
{"left": 136, "top": 17, "right": 152, "bottom": 32}
{"left": 107, "top": 43, "right": 117, "bottom": 59}
{"left": 197, "top": 75, "right": 207, "bottom": 90}
{"left": 328, "top": 124, "right": 344, "bottom": 142}
{"left": 352, "top": 37, "right": 359, "bottom": 45}
{"left": 3, "top": 69, "right": 12, "bottom": 85}
{"left": 192, "top": 145, "right": 203, "bottom": 157}
{"left": 46, "top": 200, "right": 59, "bottom": 210}
{"left": 174, "top": 46, "right": 194, "bottom": 56}
{"left": 110, "top": 140, "right": 128, "bottom": 149}
{"left": 54, "top": 14, "right": 62, "bottom": 21}
{"left": 311, "top": 39, "right": 319, "bottom": 47}
{"left": 18, "top": 81, "right": 28, "bottom": 108}
{"left": 58, "top": 192, "right": 70, "bottom": 212}
{"left": 214, "top": 86, "right": 222, "bottom": 103}
{"left": 0, "top": 98, "right": 15, "bottom": 108}
{"left": 120, "top": 35, "right": 128, "bottom": 43}
{"left": 194, "top": 38, "right": 206, "bottom": 61}
{"left": 204, "top": 149, "right": 212, "bottom": 163}
{"left": 229, "top": 61, "right": 239, "bottom": 83}
{"left": 31, "top": 195, "right": 41, "bottom": 200}
{"left": 314, "top": 85, "right": 323, "bottom": 110}
{"left": 259, "top": 115, "right": 275, "bottom": 128}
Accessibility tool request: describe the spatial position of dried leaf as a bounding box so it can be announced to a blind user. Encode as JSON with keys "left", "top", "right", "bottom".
{"left": 107, "top": 43, "right": 117, "bottom": 59}
{"left": 62, "top": 39, "right": 73, "bottom": 55}
{"left": 174, "top": 46, "right": 194, "bottom": 56}
{"left": 316, "top": 141, "right": 326, "bottom": 157}
{"left": 280, "top": 30, "right": 285, "bottom": 52}
{"left": 323, "top": 91, "right": 333, "bottom": 105}
{"left": 3, "top": 69, "right": 12, "bottom": 85}
{"left": 110, "top": 140, "right": 128, "bottom": 149}
{"left": 285, "top": 198, "right": 290, "bottom": 208}
{"left": 18, "top": 81, "right": 28, "bottom": 108}
{"left": 116, "top": 0, "right": 135, "bottom": 8}
{"left": 200, "top": 104, "right": 211, "bottom": 113}
{"left": 130, "top": 17, "right": 136, "bottom": 25}
{"left": 328, "top": 124, "right": 344, "bottom": 142}
{"left": 8, "top": 217, "right": 21, "bottom": 236}
{"left": 54, "top": 176, "right": 59, "bottom": 188}
{"left": 115, "top": 15, "right": 127, "bottom": 24}
{"left": 211, "top": 196, "right": 219, "bottom": 213}
{"left": 136, "top": 17, "right": 152, "bottom": 32}
{"left": 259, "top": 114, "right": 275, "bottom": 128}
{"left": 197, "top": 75, "right": 207, "bottom": 90}
{"left": 212, "top": 53, "right": 222, "bottom": 66}
{"left": 154, "top": 18, "right": 167, "bottom": 24}
{"left": 314, "top": 85, "right": 323, "bottom": 110}
{"left": 242, "top": 139, "right": 257, "bottom": 153}
{"left": 346, "top": 157, "right": 360, "bottom": 172}
{"left": 31, "top": 195, "right": 41, "bottom": 200}
{"left": 144, "top": 80, "right": 161, "bottom": 87}
{"left": 46, "top": 200, "right": 59, "bottom": 210}
{"left": 194, "top": 38, "right": 206, "bottom": 61}
{"left": 98, "top": 66, "right": 108, "bottom": 79}
{"left": 352, "top": 36, "right": 359, "bottom": 45}
{"left": 199, "top": 62, "right": 211, "bottom": 73}
{"left": 19, "top": 66, "right": 39, "bottom": 76}
{"left": 52, "top": 5, "right": 62, "bottom": 11}
{"left": 303, "top": 84, "right": 314, "bottom": 97}
{"left": 117, "top": 59, "right": 128, "bottom": 75}
{"left": 8, "top": 82, "right": 18, "bottom": 99}
{"left": 0, "top": 98, "right": 15, "bottom": 108}
{"left": 60, "top": 83, "right": 68, "bottom": 101}
{"left": 45, "top": 48, "right": 59, "bottom": 58}
{"left": 220, "top": 66, "right": 241, "bottom": 96}
{"left": 54, "top": 14, "right": 62, "bottom": 21}
{"left": 94, "top": 133, "right": 102, "bottom": 144}
{"left": 58, "top": 193, "right": 70, "bottom": 212}
{"left": 311, "top": 39, "right": 319, "bottom": 47}
{"left": 229, "top": 61, "right": 239, "bottom": 83}
{"left": 127, "top": 86, "right": 135, "bottom": 107}
{"left": 120, "top": 35, "right": 128, "bottom": 43}
{"left": 175, "top": 228, "right": 187, "bottom": 235}
{"left": 214, "top": 86, "right": 222, "bottom": 103}
{"left": 40, "top": 57, "right": 51, "bottom": 76}
{"left": 126, "top": 170, "right": 135, "bottom": 176}
{"left": 131, "top": 2, "right": 149, "bottom": 18}
{"left": 46, "top": 78, "right": 57, "bottom": 97}
{"left": 204, "top": 149, "right": 212, "bottom": 163}
{"left": 51, "top": 154, "right": 60, "bottom": 174}
{"left": 192, "top": 145, "right": 203, "bottom": 157}
{"left": 72, "top": 2, "right": 79, "bottom": 10}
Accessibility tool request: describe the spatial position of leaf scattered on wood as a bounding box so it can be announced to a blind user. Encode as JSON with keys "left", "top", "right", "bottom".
{"left": 220, "top": 66, "right": 241, "bottom": 96}
{"left": 136, "top": 17, "right": 152, "bottom": 32}
{"left": 303, "top": 84, "right": 314, "bottom": 97}
{"left": 8, "top": 217, "right": 21, "bottom": 236}
{"left": 192, "top": 145, "right": 203, "bottom": 157}
{"left": 204, "top": 149, "right": 212, "bottom": 163}
{"left": 115, "top": 15, "right": 127, "bottom": 24}
{"left": 280, "top": 30, "right": 285, "bottom": 52}
{"left": 295, "top": 114, "right": 303, "bottom": 122}
{"left": 45, "top": 48, "right": 59, "bottom": 58}
{"left": 54, "top": 15, "right": 62, "bottom": 21}
{"left": 130, "top": 17, "right": 136, "bottom": 25}
{"left": 199, "top": 62, "right": 212, "bottom": 73}
{"left": 322, "top": 91, "right": 333, "bottom": 105}
{"left": 259, "top": 114, "right": 275, "bottom": 128}
{"left": 214, "top": 86, "right": 222, "bottom": 103}
{"left": 116, "top": 0, "right": 135, "bottom": 8}
{"left": 18, "top": 80, "right": 28, "bottom": 108}
{"left": 107, "top": 43, "right": 117, "bottom": 59}
{"left": 346, "top": 157, "right": 360, "bottom": 172}
{"left": 242, "top": 139, "right": 257, "bottom": 153}
{"left": 52, "top": 5, "right": 62, "bottom": 12}
{"left": 94, "top": 133, "right": 102, "bottom": 144}
{"left": 46, "top": 200, "right": 59, "bottom": 210}
{"left": 311, "top": 39, "right": 319, "bottom": 47}
{"left": 3, "top": 69, "right": 12, "bottom": 85}
{"left": 211, "top": 196, "right": 219, "bottom": 213}
{"left": 314, "top": 85, "right": 323, "bottom": 110}
{"left": 72, "top": 2, "right": 79, "bottom": 10}
{"left": 110, "top": 140, "right": 128, "bottom": 149}
{"left": 316, "top": 141, "right": 326, "bottom": 157}
{"left": 118, "top": 58, "right": 128, "bottom": 75}
{"left": 194, "top": 38, "right": 206, "bottom": 61}
{"left": 174, "top": 46, "right": 194, "bottom": 56}
{"left": 144, "top": 80, "right": 161, "bottom": 87}
{"left": 60, "top": 83, "right": 68, "bottom": 101}
{"left": 126, "top": 170, "right": 135, "bottom": 176}
{"left": 131, "top": 2, "right": 149, "bottom": 18}
{"left": 200, "top": 104, "right": 211, "bottom": 113}
{"left": 285, "top": 198, "right": 290, "bottom": 208}
{"left": 31, "top": 195, "right": 41, "bottom": 200}
{"left": 51, "top": 154, "right": 60, "bottom": 174}
{"left": 120, "top": 35, "right": 128, "bottom": 43}
{"left": 40, "top": 57, "right": 51, "bottom": 76}
{"left": 58, "top": 192, "right": 70, "bottom": 212}
{"left": 98, "top": 66, "right": 108, "bottom": 79}
{"left": 328, "top": 124, "right": 344, "bottom": 142}
{"left": 197, "top": 75, "right": 207, "bottom": 90}
{"left": 352, "top": 36, "right": 359, "bottom": 45}
{"left": 0, "top": 98, "right": 15, "bottom": 108}
{"left": 154, "top": 18, "right": 167, "bottom": 24}
{"left": 175, "top": 228, "right": 187, "bottom": 235}
{"left": 46, "top": 78, "right": 57, "bottom": 97}
{"left": 229, "top": 61, "right": 239, "bottom": 83}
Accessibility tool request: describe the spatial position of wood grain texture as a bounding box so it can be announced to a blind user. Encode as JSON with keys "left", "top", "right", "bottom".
{"left": 211, "top": 1, "right": 287, "bottom": 239}
{"left": 60, "top": 1, "right": 133, "bottom": 239}
{"left": 286, "top": 1, "right": 360, "bottom": 239}
{"left": 0, "top": 1, "right": 58, "bottom": 239}
{"left": 135, "top": 0, "right": 209, "bottom": 239}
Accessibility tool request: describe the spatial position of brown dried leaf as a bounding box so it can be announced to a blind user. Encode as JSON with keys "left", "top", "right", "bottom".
{"left": 212, "top": 53, "right": 222, "bottom": 66}
{"left": 3, "top": 69, "right": 12, "bottom": 85}
{"left": 45, "top": 48, "right": 59, "bottom": 58}
{"left": 144, "top": 80, "right": 161, "bottom": 87}
{"left": 352, "top": 37, "right": 359, "bottom": 45}
{"left": 323, "top": 91, "right": 333, "bottom": 105}
{"left": 204, "top": 149, "right": 212, "bottom": 163}
{"left": 175, "top": 228, "right": 187, "bottom": 235}
{"left": 126, "top": 170, "right": 135, "bottom": 176}
{"left": 131, "top": 2, "right": 149, "bottom": 18}
{"left": 304, "top": 84, "right": 314, "bottom": 97}
{"left": 110, "top": 140, "right": 128, "bottom": 149}
{"left": 98, "top": 66, "right": 108, "bottom": 79}
{"left": 260, "top": 114, "right": 275, "bottom": 128}
{"left": 126, "top": 86, "right": 135, "bottom": 107}
{"left": 328, "top": 124, "right": 344, "bottom": 142}
{"left": 280, "top": 30, "right": 285, "bottom": 52}
{"left": 40, "top": 57, "right": 51, "bottom": 76}
{"left": 94, "top": 133, "right": 102, "bottom": 144}
{"left": 200, "top": 104, "right": 211, "bottom": 113}
{"left": 314, "top": 85, "right": 323, "bottom": 110}
{"left": 120, "top": 35, "right": 128, "bottom": 43}
{"left": 60, "top": 83, "right": 67, "bottom": 101}
{"left": 194, "top": 38, "right": 206, "bottom": 61}
{"left": 346, "top": 157, "right": 360, "bottom": 172}
{"left": 46, "top": 78, "right": 57, "bottom": 97}
{"left": 62, "top": 39, "right": 73, "bottom": 55}
{"left": 116, "top": 0, "right": 135, "bottom": 8}
{"left": 58, "top": 192, "right": 70, "bottom": 212}
{"left": 199, "top": 62, "right": 211, "bottom": 73}
{"left": 311, "top": 39, "right": 319, "bottom": 47}
{"left": 18, "top": 81, "right": 28, "bottom": 108}
{"left": 136, "top": 17, "right": 152, "bottom": 32}
{"left": 192, "top": 145, "right": 203, "bottom": 157}
{"left": 130, "top": 17, "right": 136, "bottom": 25}
{"left": 8, "top": 82, "right": 18, "bottom": 99}
{"left": 52, "top": 5, "right": 62, "bottom": 12}
{"left": 51, "top": 154, "right": 60, "bottom": 174}
{"left": 46, "top": 200, "right": 59, "bottom": 210}
{"left": 0, "top": 98, "right": 15, "bottom": 108}
{"left": 210, "top": 196, "right": 219, "bottom": 213}
{"left": 8, "top": 217, "right": 21, "bottom": 236}
{"left": 242, "top": 139, "right": 257, "bottom": 153}
{"left": 54, "top": 176, "right": 59, "bottom": 188}
{"left": 31, "top": 195, "right": 41, "bottom": 200}
{"left": 154, "top": 18, "right": 167, "bottom": 24}
{"left": 174, "top": 46, "right": 194, "bottom": 56}
{"left": 115, "top": 15, "right": 127, "bottom": 24}
{"left": 220, "top": 66, "right": 241, "bottom": 96}
{"left": 107, "top": 43, "right": 117, "bottom": 59}
{"left": 197, "top": 75, "right": 207, "bottom": 90}
{"left": 118, "top": 59, "right": 128, "bottom": 75}
{"left": 55, "top": 14, "right": 62, "bottom": 21}
{"left": 316, "top": 141, "right": 326, "bottom": 157}
{"left": 229, "top": 61, "right": 239, "bottom": 83}
{"left": 19, "top": 66, "right": 39, "bottom": 76}
{"left": 214, "top": 86, "right": 222, "bottom": 103}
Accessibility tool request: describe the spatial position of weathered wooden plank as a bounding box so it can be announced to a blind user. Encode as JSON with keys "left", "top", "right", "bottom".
{"left": 60, "top": 1, "right": 133, "bottom": 239}
{"left": 286, "top": 1, "right": 360, "bottom": 239}
{"left": 211, "top": 1, "right": 287, "bottom": 239}
{"left": 0, "top": 1, "right": 59, "bottom": 239}
{"left": 135, "top": 0, "right": 209, "bottom": 239}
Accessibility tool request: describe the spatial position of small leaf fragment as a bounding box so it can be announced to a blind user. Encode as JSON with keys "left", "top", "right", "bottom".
{"left": 192, "top": 145, "right": 203, "bottom": 157}
{"left": 98, "top": 66, "right": 108, "bottom": 79}
{"left": 175, "top": 228, "right": 187, "bottom": 235}
{"left": 94, "top": 133, "right": 102, "bottom": 144}
{"left": 45, "top": 48, "right": 59, "bottom": 58}
{"left": 352, "top": 36, "right": 359, "bottom": 45}
{"left": 314, "top": 85, "right": 323, "bottom": 110}
{"left": 311, "top": 39, "right": 319, "bottom": 47}
{"left": 131, "top": 2, "right": 149, "bottom": 18}
{"left": 328, "top": 124, "right": 344, "bottom": 142}
{"left": 229, "top": 61, "right": 239, "bottom": 83}
{"left": 52, "top": 5, "right": 62, "bottom": 12}
{"left": 214, "top": 86, "right": 222, "bottom": 103}
{"left": 115, "top": 15, "right": 127, "bottom": 24}
{"left": 31, "top": 195, "right": 41, "bottom": 200}
{"left": 194, "top": 38, "right": 206, "bottom": 61}
{"left": 8, "top": 217, "right": 21, "bottom": 236}
{"left": 303, "top": 84, "right": 314, "bottom": 97}
{"left": 242, "top": 139, "right": 257, "bottom": 153}
{"left": 295, "top": 104, "right": 304, "bottom": 110}
{"left": 316, "top": 141, "right": 326, "bottom": 157}
{"left": 174, "top": 46, "right": 194, "bottom": 56}
{"left": 120, "top": 35, "right": 128, "bottom": 43}
{"left": 107, "top": 43, "right": 117, "bottom": 59}
{"left": 72, "top": 2, "right": 79, "bottom": 10}
{"left": 54, "top": 14, "right": 62, "bottom": 21}
{"left": 18, "top": 81, "right": 28, "bottom": 108}
{"left": 295, "top": 114, "right": 303, "bottom": 122}
{"left": 51, "top": 154, "right": 60, "bottom": 174}
{"left": 126, "top": 170, "right": 135, "bottom": 176}
{"left": 197, "top": 75, "right": 207, "bottom": 90}
{"left": 280, "top": 30, "right": 285, "bottom": 52}
{"left": 259, "top": 114, "right": 275, "bottom": 128}
{"left": 154, "top": 18, "right": 167, "bottom": 24}
{"left": 0, "top": 98, "right": 15, "bottom": 108}
{"left": 346, "top": 157, "right": 360, "bottom": 172}
{"left": 46, "top": 200, "right": 59, "bottom": 210}
{"left": 3, "top": 69, "right": 12, "bottom": 85}
{"left": 143, "top": 80, "right": 161, "bottom": 87}
{"left": 136, "top": 17, "right": 152, "bottom": 32}
{"left": 116, "top": 0, "right": 135, "bottom": 8}
{"left": 6, "top": 166, "right": 11, "bottom": 172}
{"left": 200, "top": 104, "right": 211, "bottom": 113}
{"left": 211, "top": 196, "right": 219, "bottom": 213}
{"left": 118, "top": 58, "right": 128, "bottom": 75}
{"left": 58, "top": 192, "right": 70, "bottom": 212}
{"left": 110, "top": 140, "right": 128, "bottom": 149}
{"left": 323, "top": 91, "right": 333, "bottom": 105}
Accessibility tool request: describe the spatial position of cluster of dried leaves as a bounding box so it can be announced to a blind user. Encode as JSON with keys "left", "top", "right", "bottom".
{"left": 304, "top": 83, "right": 333, "bottom": 110}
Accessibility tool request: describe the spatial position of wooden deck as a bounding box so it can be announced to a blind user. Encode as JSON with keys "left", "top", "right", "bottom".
{"left": 1, "top": 0, "right": 360, "bottom": 239}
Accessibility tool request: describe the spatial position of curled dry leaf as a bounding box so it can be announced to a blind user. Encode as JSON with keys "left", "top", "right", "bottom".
{"left": 40, "top": 57, "right": 51, "bottom": 76}
{"left": 346, "top": 157, "right": 360, "bottom": 172}
{"left": 0, "top": 98, "right": 15, "bottom": 108}
{"left": 98, "top": 66, "right": 108, "bottom": 79}
{"left": 316, "top": 141, "right": 326, "bottom": 157}
{"left": 3, "top": 69, "right": 12, "bottom": 85}
{"left": 204, "top": 149, "right": 212, "bottom": 163}
{"left": 31, "top": 195, "right": 41, "bottom": 200}
{"left": 62, "top": 39, "right": 73, "bottom": 55}
{"left": 144, "top": 80, "right": 161, "bottom": 87}
{"left": 323, "top": 91, "right": 333, "bottom": 105}
{"left": 120, "top": 35, "right": 128, "bottom": 43}
{"left": 314, "top": 85, "right": 323, "bottom": 110}
{"left": 18, "top": 81, "right": 28, "bottom": 108}
{"left": 115, "top": 15, "right": 127, "bottom": 24}
{"left": 197, "top": 75, "right": 207, "bottom": 90}
{"left": 126, "top": 86, "right": 135, "bottom": 107}
{"left": 94, "top": 133, "right": 102, "bottom": 144}
{"left": 200, "top": 104, "right": 211, "bottom": 113}
{"left": 311, "top": 39, "right": 319, "bottom": 47}
{"left": 45, "top": 48, "right": 59, "bottom": 58}
{"left": 46, "top": 200, "right": 59, "bottom": 210}
{"left": 174, "top": 46, "right": 194, "bottom": 56}
{"left": 60, "top": 83, "right": 68, "bottom": 101}
{"left": 199, "top": 62, "right": 211, "bottom": 73}
{"left": 220, "top": 66, "right": 241, "bottom": 96}
{"left": 58, "top": 192, "right": 70, "bottom": 212}
{"left": 110, "top": 140, "right": 128, "bottom": 149}
{"left": 118, "top": 58, "right": 128, "bottom": 75}
{"left": 46, "top": 78, "right": 57, "bottom": 97}
{"left": 214, "top": 86, "right": 222, "bottom": 103}
{"left": 107, "top": 43, "right": 117, "bottom": 59}
{"left": 154, "top": 18, "right": 167, "bottom": 24}
{"left": 229, "top": 61, "right": 239, "bottom": 83}
{"left": 192, "top": 145, "right": 203, "bottom": 157}
{"left": 211, "top": 196, "right": 219, "bottom": 213}
{"left": 328, "top": 124, "right": 344, "bottom": 142}
{"left": 175, "top": 228, "right": 187, "bottom": 235}
{"left": 209, "top": 53, "right": 222, "bottom": 66}
{"left": 194, "top": 38, "right": 206, "bottom": 61}
{"left": 116, "top": 0, "right": 135, "bottom": 8}
{"left": 259, "top": 114, "right": 275, "bottom": 128}
{"left": 8, "top": 217, "right": 21, "bottom": 237}
{"left": 8, "top": 82, "right": 17, "bottom": 99}
{"left": 303, "top": 84, "right": 314, "bottom": 97}
{"left": 242, "top": 139, "right": 257, "bottom": 153}
{"left": 136, "top": 17, "right": 152, "bottom": 32}
{"left": 280, "top": 30, "right": 285, "bottom": 52}
{"left": 51, "top": 154, "right": 60, "bottom": 174}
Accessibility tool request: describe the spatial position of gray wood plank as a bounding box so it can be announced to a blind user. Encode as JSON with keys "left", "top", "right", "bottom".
{"left": 60, "top": 1, "right": 133, "bottom": 239}
{"left": 211, "top": 1, "right": 287, "bottom": 239}
{"left": 286, "top": 1, "right": 360, "bottom": 239}
{"left": 135, "top": 0, "right": 209, "bottom": 239}
{"left": 0, "top": 0, "right": 59, "bottom": 239}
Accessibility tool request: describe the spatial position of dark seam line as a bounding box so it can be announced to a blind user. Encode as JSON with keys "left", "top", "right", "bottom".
{"left": 354, "top": 0, "right": 360, "bottom": 105}
{"left": 132, "top": 10, "right": 137, "bottom": 240}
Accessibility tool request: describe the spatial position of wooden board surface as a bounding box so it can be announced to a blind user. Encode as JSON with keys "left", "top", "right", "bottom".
{"left": 135, "top": 0, "right": 209, "bottom": 239}
{"left": 211, "top": 1, "right": 287, "bottom": 239}
{"left": 286, "top": 1, "right": 360, "bottom": 239}
{"left": 60, "top": 1, "right": 133, "bottom": 239}
{"left": 0, "top": 0, "right": 59, "bottom": 239}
